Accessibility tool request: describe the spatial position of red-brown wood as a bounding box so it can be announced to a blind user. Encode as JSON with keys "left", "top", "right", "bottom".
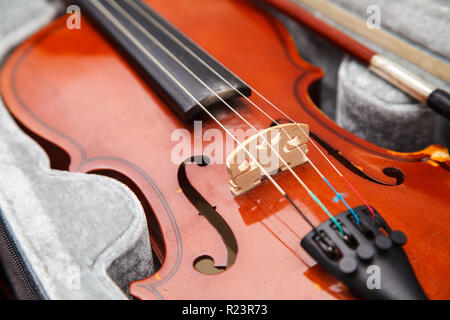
{"left": 1, "top": 0, "right": 449, "bottom": 299}
{"left": 263, "top": 0, "right": 377, "bottom": 65}
{"left": 261, "top": 0, "right": 377, "bottom": 64}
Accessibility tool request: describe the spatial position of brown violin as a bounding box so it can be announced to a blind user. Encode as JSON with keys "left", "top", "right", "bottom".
{"left": 1, "top": 0, "right": 449, "bottom": 299}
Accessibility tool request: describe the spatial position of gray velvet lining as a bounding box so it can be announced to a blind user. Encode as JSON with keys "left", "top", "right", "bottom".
{"left": 334, "top": 0, "right": 450, "bottom": 151}
{"left": 0, "top": 0, "right": 448, "bottom": 300}
{"left": 277, "top": 0, "right": 450, "bottom": 151}
{"left": 0, "top": 0, "right": 153, "bottom": 300}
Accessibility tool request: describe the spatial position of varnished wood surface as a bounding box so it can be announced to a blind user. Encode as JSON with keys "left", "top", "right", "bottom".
{"left": 262, "top": 0, "right": 377, "bottom": 64}
{"left": 1, "top": 0, "right": 449, "bottom": 299}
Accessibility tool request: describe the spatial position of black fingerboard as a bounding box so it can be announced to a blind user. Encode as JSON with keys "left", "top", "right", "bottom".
{"left": 74, "top": 0, "right": 251, "bottom": 121}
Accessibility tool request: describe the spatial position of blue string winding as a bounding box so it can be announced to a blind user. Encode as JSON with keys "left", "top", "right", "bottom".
{"left": 322, "top": 176, "right": 360, "bottom": 225}
{"left": 308, "top": 191, "right": 344, "bottom": 234}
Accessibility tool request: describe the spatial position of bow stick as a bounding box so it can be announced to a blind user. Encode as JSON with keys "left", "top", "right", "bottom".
{"left": 259, "top": 0, "right": 450, "bottom": 120}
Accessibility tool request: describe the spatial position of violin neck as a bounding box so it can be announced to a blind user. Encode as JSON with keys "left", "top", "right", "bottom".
{"left": 74, "top": 0, "right": 251, "bottom": 121}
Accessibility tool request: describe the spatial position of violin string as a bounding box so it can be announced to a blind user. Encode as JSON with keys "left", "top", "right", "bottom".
{"left": 125, "top": 0, "right": 373, "bottom": 218}
{"left": 105, "top": 0, "right": 344, "bottom": 233}
{"left": 128, "top": 0, "right": 374, "bottom": 218}
{"left": 122, "top": 0, "right": 362, "bottom": 223}
{"left": 90, "top": 0, "right": 320, "bottom": 233}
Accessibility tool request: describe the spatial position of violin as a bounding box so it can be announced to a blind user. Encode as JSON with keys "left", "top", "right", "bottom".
{"left": 1, "top": 0, "right": 449, "bottom": 299}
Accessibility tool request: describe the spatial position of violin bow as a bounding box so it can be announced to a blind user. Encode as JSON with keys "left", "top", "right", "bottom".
{"left": 259, "top": 0, "right": 450, "bottom": 120}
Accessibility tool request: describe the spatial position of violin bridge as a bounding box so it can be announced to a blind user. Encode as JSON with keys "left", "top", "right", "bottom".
{"left": 226, "top": 123, "right": 310, "bottom": 196}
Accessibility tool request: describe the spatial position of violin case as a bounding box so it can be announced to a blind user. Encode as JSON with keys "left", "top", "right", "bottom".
{"left": 0, "top": 0, "right": 448, "bottom": 299}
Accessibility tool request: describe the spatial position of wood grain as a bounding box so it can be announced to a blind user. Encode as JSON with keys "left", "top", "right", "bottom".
{"left": 1, "top": 0, "right": 448, "bottom": 299}
{"left": 294, "top": 0, "right": 450, "bottom": 83}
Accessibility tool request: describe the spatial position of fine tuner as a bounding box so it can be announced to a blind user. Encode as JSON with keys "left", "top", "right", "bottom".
{"left": 1, "top": 0, "right": 448, "bottom": 301}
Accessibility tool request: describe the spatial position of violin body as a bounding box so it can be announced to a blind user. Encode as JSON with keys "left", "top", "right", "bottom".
{"left": 1, "top": 0, "right": 448, "bottom": 299}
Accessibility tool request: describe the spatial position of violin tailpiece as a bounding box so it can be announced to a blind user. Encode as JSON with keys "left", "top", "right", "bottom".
{"left": 301, "top": 206, "right": 428, "bottom": 300}
{"left": 226, "top": 123, "right": 309, "bottom": 196}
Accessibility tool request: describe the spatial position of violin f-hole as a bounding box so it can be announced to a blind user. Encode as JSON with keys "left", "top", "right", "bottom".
{"left": 272, "top": 119, "right": 405, "bottom": 186}
{"left": 177, "top": 156, "right": 238, "bottom": 275}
